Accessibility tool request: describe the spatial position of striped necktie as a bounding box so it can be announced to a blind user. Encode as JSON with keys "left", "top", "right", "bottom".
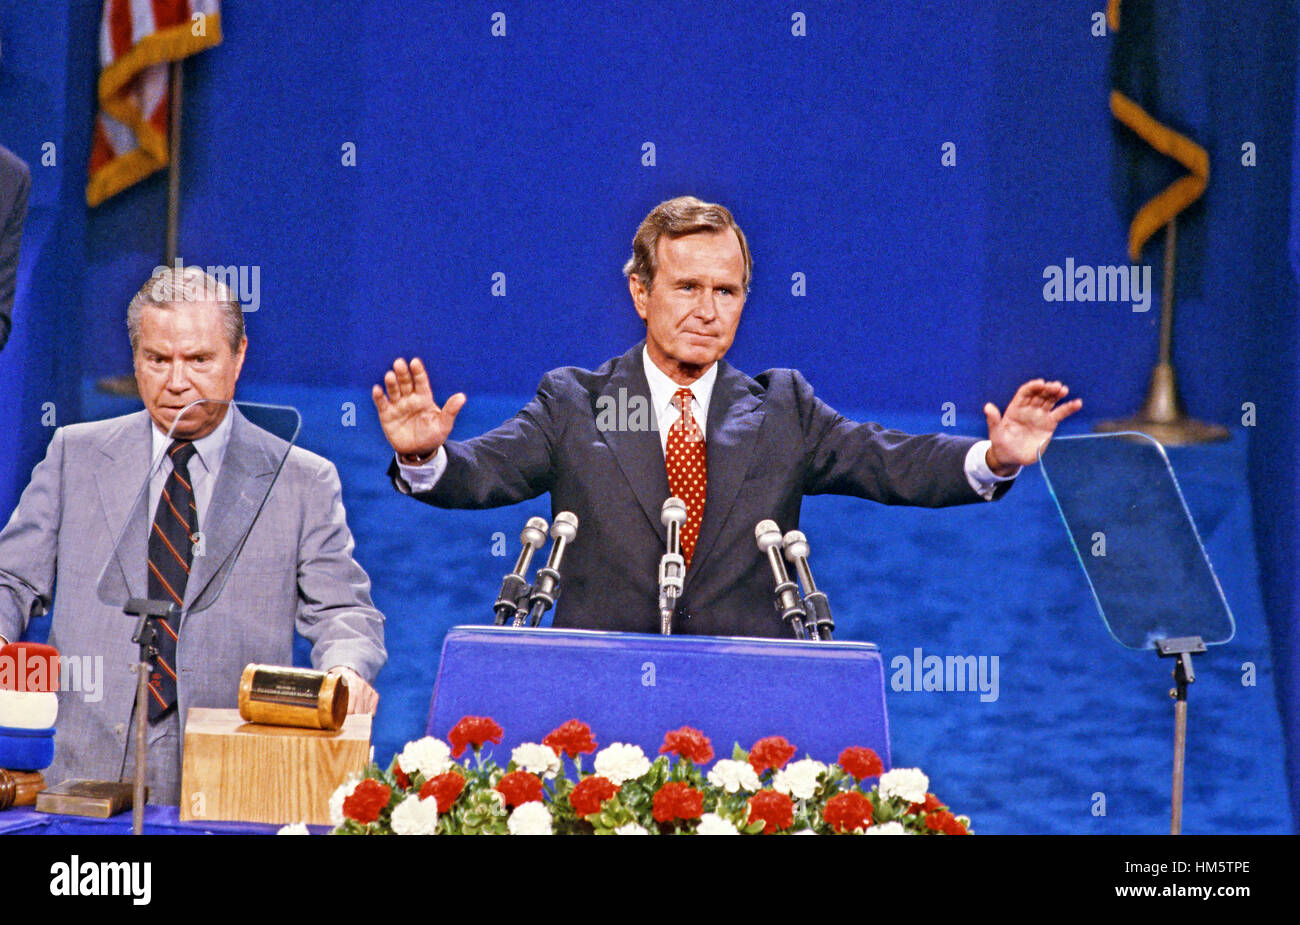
{"left": 145, "top": 439, "right": 198, "bottom": 721}
{"left": 665, "top": 387, "right": 707, "bottom": 569}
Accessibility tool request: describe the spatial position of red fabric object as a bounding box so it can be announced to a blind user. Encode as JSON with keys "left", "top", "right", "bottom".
{"left": 748, "top": 736, "right": 797, "bottom": 775}
{"left": 659, "top": 726, "right": 714, "bottom": 765}
{"left": 543, "top": 719, "right": 598, "bottom": 758}
{"left": 823, "top": 791, "right": 874, "bottom": 833}
{"left": 342, "top": 779, "right": 391, "bottom": 824}
{"left": 496, "top": 771, "right": 545, "bottom": 808}
{"left": 651, "top": 782, "right": 704, "bottom": 824}
{"left": 0, "top": 643, "right": 60, "bottom": 692}
{"left": 448, "top": 715, "right": 504, "bottom": 758}
{"left": 419, "top": 772, "right": 467, "bottom": 813}
{"left": 747, "top": 790, "right": 795, "bottom": 834}
{"left": 837, "top": 746, "right": 884, "bottom": 780}
{"left": 569, "top": 775, "right": 620, "bottom": 817}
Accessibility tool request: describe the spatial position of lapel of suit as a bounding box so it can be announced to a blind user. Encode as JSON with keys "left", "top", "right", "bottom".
{"left": 597, "top": 342, "right": 671, "bottom": 544}
{"left": 94, "top": 413, "right": 157, "bottom": 605}
{"left": 183, "top": 406, "right": 280, "bottom": 614}
{"left": 685, "top": 359, "right": 765, "bottom": 590}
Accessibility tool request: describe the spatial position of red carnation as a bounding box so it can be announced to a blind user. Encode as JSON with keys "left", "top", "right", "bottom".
{"left": 543, "top": 719, "right": 598, "bottom": 758}
{"left": 747, "top": 790, "right": 795, "bottom": 834}
{"left": 926, "top": 809, "right": 968, "bottom": 835}
{"left": 652, "top": 782, "right": 704, "bottom": 824}
{"left": 748, "top": 736, "right": 797, "bottom": 775}
{"left": 569, "top": 775, "right": 620, "bottom": 817}
{"left": 342, "top": 778, "right": 391, "bottom": 824}
{"left": 908, "top": 792, "right": 945, "bottom": 815}
{"left": 659, "top": 726, "right": 714, "bottom": 765}
{"left": 393, "top": 762, "right": 411, "bottom": 790}
{"left": 419, "top": 772, "right": 467, "bottom": 813}
{"left": 448, "top": 715, "right": 504, "bottom": 758}
{"left": 496, "top": 770, "right": 545, "bottom": 808}
{"left": 823, "top": 791, "right": 874, "bottom": 833}
{"left": 838, "top": 746, "right": 884, "bottom": 780}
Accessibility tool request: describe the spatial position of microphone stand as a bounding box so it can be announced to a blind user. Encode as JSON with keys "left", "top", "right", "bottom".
{"left": 124, "top": 596, "right": 172, "bottom": 835}
{"left": 493, "top": 518, "right": 548, "bottom": 625}
{"left": 658, "top": 498, "right": 686, "bottom": 635}
{"left": 783, "top": 531, "right": 834, "bottom": 641}
{"left": 755, "top": 521, "right": 807, "bottom": 640}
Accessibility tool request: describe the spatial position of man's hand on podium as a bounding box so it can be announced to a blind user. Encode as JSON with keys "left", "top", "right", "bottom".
{"left": 372, "top": 357, "right": 466, "bottom": 465}
{"left": 328, "top": 666, "right": 379, "bottom": 715}
{"left": 983, "top": 379, "right": 1083, "bottom": 476}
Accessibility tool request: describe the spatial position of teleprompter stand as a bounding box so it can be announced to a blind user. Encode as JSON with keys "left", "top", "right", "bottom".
{"left": 1039, "top": 433, "right": 1234, "bottom": 836}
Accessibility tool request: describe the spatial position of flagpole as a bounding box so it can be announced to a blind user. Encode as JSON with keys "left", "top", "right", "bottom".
{"left": 1095, "top": 217, "right": 1229, "bottom": 445}
{"left": 97, "top": 60, "right": 184, "bottom": 398}
{"left": 165, "top": 61, "right": 182, "bottom": 265}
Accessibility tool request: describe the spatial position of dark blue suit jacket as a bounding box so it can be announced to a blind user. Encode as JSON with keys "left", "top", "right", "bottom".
{"left": 392, "top": 342, "right": 1008, "bottom": 637}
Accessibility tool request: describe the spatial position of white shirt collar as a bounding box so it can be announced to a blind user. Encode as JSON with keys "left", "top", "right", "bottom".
{"left": 641, "top": 344, "right": 718, "bottom": 430}
{"left": 149, "top": 402, "right": 235, "bottom": 476}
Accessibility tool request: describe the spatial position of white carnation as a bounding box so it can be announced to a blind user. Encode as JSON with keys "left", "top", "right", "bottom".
{"left": 276, "top": 822, "right": 310, "bottom": 835}
{"left": 613, "top": 822, "right": 649, "bottom": 835}
{"left": 865, "top": 821, "right": 909, "bottom": 835}
{"left": 878, "top": 768, "right": 929, "bottom": 804}
{"left": 390, "top": 794, "right": 440, "bottom": 835}
{"left": 696, "top": 812, "right": 739, "bottom": 835}
{"left": 511, "top": 742, "right": 562, "bottom": 780}
{"left": 593, "top": 743, "right": 652, "bottom": 785}
{"left": 507, "top": 801, "right": 553, "bottom": 835}
{"left": 396, "top": 736, "right": 454, "bottom": 780}
{"left": 706, "top": 759, "right": 761, "bottom": 794}
{"left": 772, "top": 758, "right": 827, "bottom": 801}
{"left": 328, "top": 778, "right": 360, "bottom": 828}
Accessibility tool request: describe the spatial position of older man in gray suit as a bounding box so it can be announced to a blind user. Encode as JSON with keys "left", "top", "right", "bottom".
{"left": 0, "top": 267, "right": 385, "bottom": 805}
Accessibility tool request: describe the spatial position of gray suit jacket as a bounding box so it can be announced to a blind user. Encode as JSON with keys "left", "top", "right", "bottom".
{"left": 0, "top": 145, "right": 31, "bottom": 352}
{"left": 0, "top": 407, "right": 386, "bottom": 791}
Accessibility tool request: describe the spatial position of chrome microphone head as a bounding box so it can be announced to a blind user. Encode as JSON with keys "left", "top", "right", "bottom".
{"left": 782, "top": 530, "right": 810, "bottom": 561}
{"left": 551, "top": 511, "right": 579, "bottom": 542}
{"left": 661, "top": 497, "right": 687, "bottom": 526}
{"left": 754, "top": 519, "right": 783, "bottom": 552}
{"left": 521, "top": 517, "right": 549, "bottom": 549}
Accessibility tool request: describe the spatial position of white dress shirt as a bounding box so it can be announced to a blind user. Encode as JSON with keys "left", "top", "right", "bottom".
{"left": 395, "top": 350, "right": 1018, "bottom": 499}
{"left": 147, "top": 406, "right": 234, "bottom": 531}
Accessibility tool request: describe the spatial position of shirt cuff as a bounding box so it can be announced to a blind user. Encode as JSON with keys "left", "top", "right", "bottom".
{"left": 395, "top": 446, "right": 448, "bottom": 494}
{"left": 964, "top": 440, "right": 1020, "bottom": 501}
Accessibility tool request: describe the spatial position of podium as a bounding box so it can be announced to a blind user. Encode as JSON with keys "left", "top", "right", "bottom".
{"left": 427, "top": 626, "right": 891, "bottom": 767}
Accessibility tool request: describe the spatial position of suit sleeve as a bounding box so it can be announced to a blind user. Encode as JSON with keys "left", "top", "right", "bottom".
{"left": 0, "top": 428, "right": 63, "bottom": 641}
{"left": 388, "top": 370, "right": 564, "bottom": 509}
{"left": 296, "top": 457, "right": 386, "bottom": 682}
{"left": 793, "top": 370, "right": 1001, "bottom": 506}
{"left": 0, "top": 159, "right": 31, "bottom": 353}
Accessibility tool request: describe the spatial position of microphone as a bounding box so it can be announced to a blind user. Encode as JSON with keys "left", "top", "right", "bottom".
{"left": 493, "top": 517, "right": 548, "bottom": 625}
{"left": 519, "top": 512, "right": 579, "bottom": 627}
{"left": 658, "top": 497, "right": 687, "bottom": 634}
{"left": 783, "top": 530, "right": 833, "bottom": 641}
{"left": 755, "top": 520, "right": 807, "bottom": 640}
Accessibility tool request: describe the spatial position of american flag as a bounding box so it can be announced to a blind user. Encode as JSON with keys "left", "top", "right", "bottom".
{"left": 86, "top": 0, "right": 223, "bottom": 207}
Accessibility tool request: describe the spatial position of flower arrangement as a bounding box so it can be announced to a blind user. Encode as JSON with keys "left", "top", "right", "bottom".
{"left": 326, "top": 716, "right": 971, "bottom": 835}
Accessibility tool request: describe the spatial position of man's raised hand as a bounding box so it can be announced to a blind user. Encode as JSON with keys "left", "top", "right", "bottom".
{"left": 372, "top": 357, "right": 466, "bottom": 464}
{"left": 983, "top": 379, "right": 1082, "bottom": 475}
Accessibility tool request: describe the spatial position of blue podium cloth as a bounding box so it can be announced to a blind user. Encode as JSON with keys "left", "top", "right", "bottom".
{"left": 0, "top": 805, "right": 329, "bottom": 835}
{"left": 427, "top": 626, "right": 891, "bottom": 768}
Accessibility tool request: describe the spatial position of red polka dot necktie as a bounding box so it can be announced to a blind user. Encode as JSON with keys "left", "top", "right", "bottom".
{"left": 665, "top": 387, "right": 707, "bottom": 569}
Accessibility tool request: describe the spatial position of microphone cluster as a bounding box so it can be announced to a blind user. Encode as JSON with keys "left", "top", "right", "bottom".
{"left": 754, "top": 520, "right": 834, "bottom": 641}
{"left": 491, "top": 512, "right": 579, "bottom": 628}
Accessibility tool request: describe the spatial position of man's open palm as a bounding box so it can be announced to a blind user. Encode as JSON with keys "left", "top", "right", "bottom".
{"left": 372, "top": 357, "right": 465, "bottom": 461}
{"left": 984, "top": 379, "right": 1082, "bottom": 470}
